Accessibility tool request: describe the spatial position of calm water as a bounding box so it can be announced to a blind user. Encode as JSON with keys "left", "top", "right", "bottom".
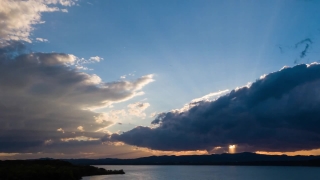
{"left": 82, "top": 165, "right": 320, "bottom": 180}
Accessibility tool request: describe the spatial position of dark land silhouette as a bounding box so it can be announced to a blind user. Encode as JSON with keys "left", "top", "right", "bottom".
{"left": 1, "top": 153, "right": 319, "bottom": 179}
{"left": 0, "top": 159, "right": 124, "bottom": 180}
{"left": 64, "top": 152, "right": 320, "bottom": 166}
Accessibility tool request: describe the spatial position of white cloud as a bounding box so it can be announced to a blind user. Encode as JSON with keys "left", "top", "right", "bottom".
{"left": 35, "top": 52, "right": 77, "bottom": 65}
{"left": 128, "top": 102, "right": 150, "bottom": 119}
{"left": 60, "top": 136, "right": 99, "bottom": 142}
{"left": 150, "top": 112, "right": 159, "bottom": 118}
{"left": 130, "top": 74, "right": 155, "bottom": 91}
{"left": 44, "top": 0, "right": 76, "bottom": 6}
{"left": 120, "top": 72, "right": 137, "bottom": 79}
{"left": 94, "top": 110, "right": 126, "bottom": 124}
{"left": 89, "top": 56, "right": 103, "bottom": 62}
{"left": 83, "top": 74, "right": 102, "bottom": 85}
{"left": 0, "top": 0, "right": 76, "bottom": 43}
{"left": 36, "top": 38, "right": 49, "bottom": 42}
{"left": 57, "top": 128, "right": 65, "bottom": 133}
{"left": 74, "top": 56, "right": 104, "bottom": 70}
{"left": 44, "top": 139, "right": 53, "bottom": 145}
{"left": 61, "top": 9, "right": 68, "bottom": 13}
{"left": 77, "top": 126, "right": 84, "bottom": 132}
{"left": 177, "top": 89, "right": 230, "bottom": 112}
{"left": 190, "top": 89, "right": 230, "bottom": 103}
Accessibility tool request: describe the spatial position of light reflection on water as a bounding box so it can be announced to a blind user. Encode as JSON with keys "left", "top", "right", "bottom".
{"left": 82, "top": 165, "right": 320, "bottom": 180}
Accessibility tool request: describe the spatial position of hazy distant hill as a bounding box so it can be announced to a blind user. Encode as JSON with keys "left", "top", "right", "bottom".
{"left": 64, "top": 152, "right": 320, "bottom": 166}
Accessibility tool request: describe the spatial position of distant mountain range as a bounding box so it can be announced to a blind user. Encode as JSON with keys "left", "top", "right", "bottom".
{"left": 63, "top": 152, "right": 320, "bottom": 166}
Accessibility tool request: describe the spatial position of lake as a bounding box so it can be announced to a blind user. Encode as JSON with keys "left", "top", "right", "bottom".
{"left": 82, "top": 165, "right": 320, "bottom": 180}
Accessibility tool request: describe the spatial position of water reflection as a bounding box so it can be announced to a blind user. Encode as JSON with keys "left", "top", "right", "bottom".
{"left": 82, "top": 165, "right": 320, "bottom": 180}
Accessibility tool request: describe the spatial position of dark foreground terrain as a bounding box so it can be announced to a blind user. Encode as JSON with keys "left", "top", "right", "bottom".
{"left": 0, "top": 160, "right": 124, "bottom": 180}
{"left": 65, "top": 152, "right": 320, "bottom": 166}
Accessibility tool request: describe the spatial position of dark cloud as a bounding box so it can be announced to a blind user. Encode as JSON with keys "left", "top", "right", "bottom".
{"left": 300, "top": 44, "right": 310, "bottom": 59}
{"left": 109, "top": 63, "right": 320, "bottom": 152}
{"left": 278, "top": 46, "right": 284, "bottom": 54}
{"left": 0, "top": 43, "right": 154, "bottom": 153}
{"left": 294, "top": 38, "right": 313, "bottom": 64}
{"left": 278, "top": 38, "right": 315, "bottom": 64}
{"left": 295, "top": 38, "right": 313, "bottom": 48}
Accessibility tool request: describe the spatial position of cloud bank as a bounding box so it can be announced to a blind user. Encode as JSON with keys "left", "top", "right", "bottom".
{"left": 0, "top": 43, "right": 154, "bottom": 153}
{"left": 110, "top": 63, "right": 320, "bottom": 153}
{"left": 0, "top": 1, "right": 155, "bottom": 156}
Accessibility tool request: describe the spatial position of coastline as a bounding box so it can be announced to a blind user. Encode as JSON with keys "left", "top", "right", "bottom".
{"left": 0, "top": 160, "right": 124, "bottom": 180}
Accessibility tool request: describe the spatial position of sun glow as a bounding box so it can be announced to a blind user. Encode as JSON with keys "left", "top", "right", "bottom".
{"left": 229, "top": 145, "right": 236, "bottom": 154}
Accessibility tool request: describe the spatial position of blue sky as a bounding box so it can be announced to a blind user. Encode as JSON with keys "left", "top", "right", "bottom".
{"left": 1, "top": 0, "right": 320, "bottom": 159}
{"left": 31, "top": 0, "right": 320, "bottom": 130}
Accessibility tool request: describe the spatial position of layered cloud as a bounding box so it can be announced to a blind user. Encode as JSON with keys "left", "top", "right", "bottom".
{"left": 95, "top": 101, "right": 152, "bottom": 133}
{"left": 0, "top": 0, "right": 155, "bottom": 158}
{"left": 128, "top": 102, "right": 150, "bottom": 118}
{"left": 110, "top": 63, "right": 320, "bottom": 152}
{"left": 0, "top": 0, "right": 75, "bottom": 43}
{"left": 0, "top": 43, "right": 154, "bottom": 153}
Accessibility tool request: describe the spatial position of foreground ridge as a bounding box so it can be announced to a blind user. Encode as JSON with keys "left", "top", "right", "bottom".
{"left": 0, "top": 159, "right": 124, "bottom": 180}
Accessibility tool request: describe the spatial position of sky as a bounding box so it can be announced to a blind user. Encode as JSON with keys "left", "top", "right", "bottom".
{"left": 1, "top": 0, "right": 320, "bottom": 159}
